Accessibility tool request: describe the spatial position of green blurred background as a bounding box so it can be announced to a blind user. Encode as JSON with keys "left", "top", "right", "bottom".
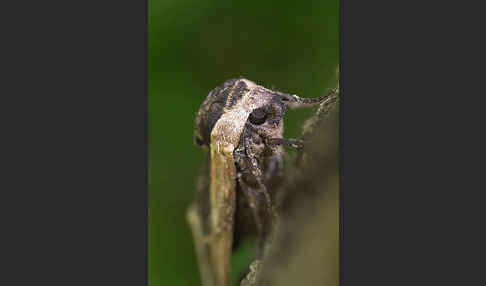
{"left": 148, "top": 1, "right": 338, "bottom": 285}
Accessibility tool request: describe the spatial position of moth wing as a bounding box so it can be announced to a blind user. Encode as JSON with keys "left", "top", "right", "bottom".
{"left": 208, "top": 145, "right": 237, "bottom": 286}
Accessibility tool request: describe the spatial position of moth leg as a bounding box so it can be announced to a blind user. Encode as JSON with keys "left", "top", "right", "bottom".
{"left": 237, "top": 170, "right": 275, "bottom": 256}
{"left": 262, "top": 153, "right": 284, "bottom": 195}
{"left": 236, "top": 172, "right": 264, "bottom": 235}
{"left": 245, "top": 124, "right": 305, "bottom": 150}
{"left": 266, "top": 137, "right": 305, "bottom": 150}
{"left": 234, "top": 140, "right": 266, "bottom": 237}
{"left": 243, "top": 136, "right": 276, "bottom": 228}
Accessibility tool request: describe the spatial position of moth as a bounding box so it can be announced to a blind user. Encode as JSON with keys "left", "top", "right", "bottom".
{"left": 187, "top": 78, "right": 329, "bottom": 286}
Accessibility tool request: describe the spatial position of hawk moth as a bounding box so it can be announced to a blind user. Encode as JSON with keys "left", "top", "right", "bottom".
{"left": 187, "top": 78, "right": 329, "bottom": 286}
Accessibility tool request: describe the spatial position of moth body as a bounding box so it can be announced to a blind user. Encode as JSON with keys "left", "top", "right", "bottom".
{"left": 189, "top": 78, "right": 328, "bottom": 286}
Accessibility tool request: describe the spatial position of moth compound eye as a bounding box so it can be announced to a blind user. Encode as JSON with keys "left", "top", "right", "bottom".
{"left": 249, "top": 108, "right": 267, "bottom": 125}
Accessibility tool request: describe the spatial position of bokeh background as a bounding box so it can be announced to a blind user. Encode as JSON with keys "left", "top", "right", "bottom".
{"left": 148, "top": 1, "right": 338, "bottom": 285}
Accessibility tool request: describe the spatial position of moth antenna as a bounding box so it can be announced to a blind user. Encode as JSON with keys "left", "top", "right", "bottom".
{"left": 278, "top": 89, "right": 336, "bottom": 109}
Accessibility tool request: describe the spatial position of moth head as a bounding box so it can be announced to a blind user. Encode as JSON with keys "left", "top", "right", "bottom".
{"left": 242, "top": 87, "right": 328, "bottom": 141}
{"left": 194, "top": 78, "right": 328, "bottom": 148}
{"left": 244, "top": 89, "right": 287, "bottom": 140}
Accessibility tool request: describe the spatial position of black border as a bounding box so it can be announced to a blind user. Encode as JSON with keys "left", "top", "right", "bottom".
{"left": 3, "top": 0, "right": 148, "bottom": 285}
{"left": 339, "top": 0, "right": 475, "bottom": 284}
